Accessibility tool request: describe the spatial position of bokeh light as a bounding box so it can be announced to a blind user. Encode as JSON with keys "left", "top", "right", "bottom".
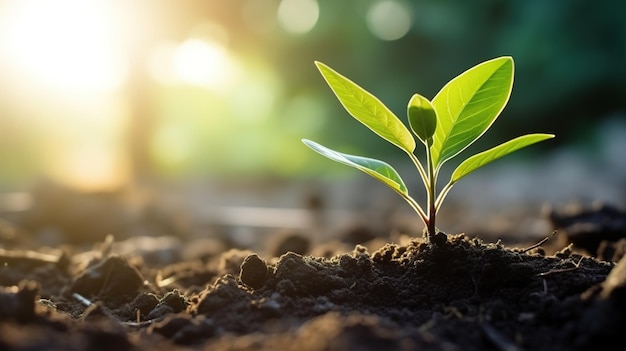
{"left": 174, "top": 39, "right": 238, "bottom": 90}
{"left": 149, "top": 22, "right": 241, "bottom": 93}
{"left": 366, "top": 0, "right": 412, "bottom": 41}
{"left": 277, "top": 0, "right": 320, "bottom": 34}
{"left": 0, "top": 0, "right": 622, "bottom": 197}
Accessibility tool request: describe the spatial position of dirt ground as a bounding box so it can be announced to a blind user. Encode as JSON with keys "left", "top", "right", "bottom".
{"left": 1, "top": 182, "right": 625, "bottom": 351}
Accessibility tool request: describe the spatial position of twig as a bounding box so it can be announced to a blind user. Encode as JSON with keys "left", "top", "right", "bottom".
{"left": 100, "top": 234, "right": 115, "bottom": 257}
{"left": 522, "top": 230, "right": 558, "bottom": 253}
{"left": 157, "top": 274, "right": 178, "bottom": 288}
{"left": 538, "top": 256, "right": 584, "bottom": 277}
{"left": 122, "top": 314, "right": 169, "bottom": 328}
{"left": 72, "top": 293, "right": 93, "bottom": 307}
{"left": 0, "top": 249, "right": 59, "bottom": 264}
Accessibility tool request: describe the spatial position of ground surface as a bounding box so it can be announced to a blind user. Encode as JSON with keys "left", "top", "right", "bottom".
{"left": 1, "top": 183, "right": 626, "bottom": 350}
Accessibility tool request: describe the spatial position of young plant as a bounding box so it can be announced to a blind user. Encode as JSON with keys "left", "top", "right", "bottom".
{"left": 302, "top": 56, "right": 554, "bottom": 239}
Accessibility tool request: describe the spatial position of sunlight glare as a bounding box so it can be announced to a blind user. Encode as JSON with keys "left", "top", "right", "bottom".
{"left": 1, "top": 0, "right": 128, "bottom": 93}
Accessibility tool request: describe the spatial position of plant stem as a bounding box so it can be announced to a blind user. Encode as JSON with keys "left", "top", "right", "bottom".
{"left": 426, "top": 144, "right": 436, "bottom": 237}
{"left": 407, "top": 152, "right": 428, "bottom": 188}
{"left": 434, "top": 181, "right": 455, "bottom": 213}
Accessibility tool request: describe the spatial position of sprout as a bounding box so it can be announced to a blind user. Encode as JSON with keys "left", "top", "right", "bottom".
{"left": 303, "top": 57, "right": 554, "bottom": 239}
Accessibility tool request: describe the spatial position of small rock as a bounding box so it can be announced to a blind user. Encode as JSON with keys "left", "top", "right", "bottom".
{"left": 239, "top": 254, "right": 268, "bottom": 289}
{"left": 160, "top": 289, "right": 189, "bottom": 312}
{"left": 131, "top": 292, "right": 159, "bottom": 316}
{"left": 70, "top": 255, "right": 146, "bottom": 300}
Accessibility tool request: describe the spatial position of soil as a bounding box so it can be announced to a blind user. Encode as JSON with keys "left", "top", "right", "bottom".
{"left": 1, "top": 183, "right": 626, "bottom": 351}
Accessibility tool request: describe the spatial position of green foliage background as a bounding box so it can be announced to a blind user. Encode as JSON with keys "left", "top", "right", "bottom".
{"left": 274, "top": 0, "right": 622, "bottom": 178}
{"left": 0, "top": 0, "right": 623, "bottom": 187}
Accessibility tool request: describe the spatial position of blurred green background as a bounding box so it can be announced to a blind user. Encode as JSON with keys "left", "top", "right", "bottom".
{"left": 0, "top": 0, "right": 624, "bottom": 192}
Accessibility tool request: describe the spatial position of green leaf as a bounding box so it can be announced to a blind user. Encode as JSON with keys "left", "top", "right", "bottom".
{"left": 315, "top": 61, "right": 416, "bottom": 153}
{"left": 407, "top": 93, "right": 437, "bottom": 146}
{"left": 450, "top": 133, "right": 555, "bottom": 183}
{"left": 431, "top": 56, "right": 514, "bottom": 168}
{"left": 302, "top": 139, "right": 408, "bottom": 195}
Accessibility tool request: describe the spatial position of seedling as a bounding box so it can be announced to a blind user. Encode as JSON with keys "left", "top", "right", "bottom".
{"left": 302, "top": 56, "right": 554, "bottom": 239}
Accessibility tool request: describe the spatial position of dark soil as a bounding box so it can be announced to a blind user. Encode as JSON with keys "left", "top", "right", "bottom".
{"left": 1, "top": 184, "right": 626, "bottom": 351}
